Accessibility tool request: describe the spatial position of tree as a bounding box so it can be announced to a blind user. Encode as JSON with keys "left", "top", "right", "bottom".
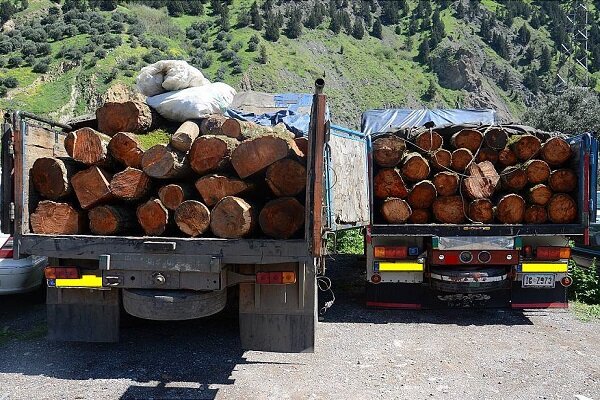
{"left": 430, "top": 8, "right": 445, "bottom": 48}
{"left": 381, "top": 1, "right": 399, "bottom": 25}
{"left": 456, "top": 1, "right": 465, "bottom": 19}
{"left": 237, "top": 8, "right": 251, "bottom": 27}
{"left": 351, "top": 18, "right": 364, "bottom": 39}
{"left": 219, "top": 4, "right": 230, "bottom": 31}
{"left": 285, "top": 7, "right": 303, "bottom": 39}
{"left": 539, "top": 46, "right": 551, "bottom": 73}
{"left": 517, "top": 24, "right": 530, "bottom": 45}
{"left": 7, "top": 56, "right": 22, "bottom": 68}
{"left": 417, "top": 39, "right": 430, "bottom": 65}
{"left": 166, "top": 1, "right": 184, "bottom": 17}
{"left": 33, "top": 60, "right": 49, "bottom": 73}
{"left": 250, "top": 1, "right": 263, "bottom": 30}
{"left": 259, "top": 44, "right": 268, "bottom": 64}
{"left": 371, "top": 17, "right": 382, "bottom": 39}
{"left": 424, "top": 79, "right": 436, "bottom": 100}
{"left": 264, "top": 12, "right": 280, "bottom": 41}
{"left": 329, "top": 11, "right": 341, "bottom": 33}
{"left": 3, "top": 76, "right": 17, "bottom": 88}
{"left": 524, "top": 45, "right": 535, "bottom": 62}
{"left": 523, "top": 70, "right": 540, "bottom": 93}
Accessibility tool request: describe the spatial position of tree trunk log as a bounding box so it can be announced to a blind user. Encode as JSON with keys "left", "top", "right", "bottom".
{"left": 482, "top": 127, "right": 508, "bottom": 150}
{"left": 71, "top": 166, "right": 113, "bottom": 209}
{"left": 433, "top": 171, "right": 460, "bottom": 196}
{"left": 497, "top": 148, "right": 518, "bottom": 167}
{"left": 511, "top": 135, "right": 542, "bottom": 161}
{"left": 468, "top": 199, "right": 494, "bottom": 223}
{"left": 401, "top": 152, "right": 430, "bottom": 182}
{"left": 407, "top": 180, "right": 437, "bottom": 209}
{"left": 451, "top": 129, "right": 483, "bottom": 152}
{"left": 200, "top": 115, "right": 228, "bottom": 136}
{"left": 408, "top": 208, "right": 431, "bottom": 224}
{"left": 475, "top": 148, "right": 499, "bottom": 164}
{"left": 170, "top": 120, "right": 201, "bottom": 152}
{"left": 294, "top": 137, "right": 308, "bottom": 158}
{"left": 259, "top": 197, "right": 305, "bottom": 239}
{"left": 524, "top": 159, "right": 550, "bottom": 184}
{"left": 137, "top": 198, "right": 169, "bottom": 236}
{"left": 496, "top": 194, "right": 525, "bottom": 224}
{"left": 373, "top": 168, "right": 408, "bottom": 199}
{"left": 548, "top": 169, "right": 577, "bottom": 192}
{"left": 463, "top": 161, "right": 499, "bottom": 199}
{"left": 541, "top": 137, "right": 572, "bottom": 167}
{"left": 524, "top": 204, "right": 548, "bottom": 224}
{"left": 265, "top": 158, "right": 307, "bottom": 197}
{"left": 158, "top": 184, "right": 195, "bottom": 210}
{"left": 96, "top": 101, "right": 155, "bottom": 135}
{"left": 110, "top": 167, "right": 151, "bottom": 201}
{"left": 31, "top": 157, "right": 78, "bottom": 200}
{"left": 30, "top": 201, "right": 85, "bottom": 234}
{"left": 64, "top": 127, "right": 111, "bottom": 166}
{"left": 231, "top": 135, "right": 291, "bottom": 178}
{"left": 188, "top": 135, "right": 239, "bottom": 175}
{"left": 195, "top": 174, "right": 252, "bottom": 207}
{"left": 142, "top": 144, "right": 190, "bottom": 179}
{"left": 415, "top": 130, "right": 443, "bottom": 152}
{"left": 108, "top": 132, "right": 144, "bottom": 169}
{"left": 432, "top": 195, "right": 466, "bottom": 224}
{"left": 174, "top": 200, "right": 211, "bottom": 237}
{"left": 372, "top": 135, "right": 406, "bottom": 168}
{"left": 210, "top": 196, "right": 255, "bottom": 238}
{"left": 450, "top": 148, "right": 473, "bottom": 172}
{"left": 430, "top": 148, "right": 451, "bottom": 171}
{"left": 529, "top": 184, "right": 553, "bottom": 206}
{"left": 501, "top": 166, "right": 527, "bottom": 191}
{"left": 89, "top": 205, "right": 136, "bottom": 235}
{"left": 547, "top": 193, "right": 577, "bottom": 223}
{"left": 380, "top": 198, "right": 412, "bottom": 223}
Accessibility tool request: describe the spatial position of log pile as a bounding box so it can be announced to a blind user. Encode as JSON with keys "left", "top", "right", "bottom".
{"left": 29, "top": 105, "right": 307, "bottom": 239}
{"left": 372, "top": 126, "right": 578, "bottom": 225}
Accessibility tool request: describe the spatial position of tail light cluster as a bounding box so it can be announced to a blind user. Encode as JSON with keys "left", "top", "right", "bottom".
{"left": 430, "top": 250, "right": 518, "bottom": 265}
{"left": 522, "top": 246, "right": 571, "bottom": 261}
{"left": 45, "top": 267, "right": 80, "bottom": 279}
{"left": 373, "top": 246, "right": 420, "bottom": 259}
{"left": 0, "top": 249, "right": 14, "bottom": 258}
{"left": 256, "top": 271, "right": 296, "bottom": 285}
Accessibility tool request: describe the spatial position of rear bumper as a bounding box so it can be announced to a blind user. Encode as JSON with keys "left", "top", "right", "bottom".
{"left": 0, "top": 257, "right": 47, "bottom": 294}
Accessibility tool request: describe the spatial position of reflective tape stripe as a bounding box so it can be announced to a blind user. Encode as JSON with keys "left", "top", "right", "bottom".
{"left": 376, "top": 262, "right": 423, "bottom": 272}
{"left": 55, "top": 275, "right": 103, "bottom": 288}
{"left": 521, "top": 262, "right": 568, "bottom": 273}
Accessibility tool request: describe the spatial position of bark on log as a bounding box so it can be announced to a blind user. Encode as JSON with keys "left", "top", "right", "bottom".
{"left": 450, "top": 148, "right": 473, "bottom": 172}
{"left": 210, "top": 196, "right": 255, "bottom": 238}
{"left": 524, "top": 159, "right": 551, "bottom": 184}
{"left": 511, "top": 135, "right": 542, "bottom": 161}
{"left": 259, "top": 197, "right": 305, "bottom": 239}
{"left": 415, "top": 130, "right": 443, "bottom": 152}
{"left": 199, "top": 115, "right": 227, "bottom": 136}
{"left": 195, "top": 174, "right": 252, "bottom": 207}
{"left": 541, "top": 137, "right": 572, "bottom": 167}
{"left": 96, "top": 101, "right": 155, "bottom": 135}
{"left": 265, "top": 158, "right": 307, "bottom": 197}
{"left": 501, "top": 166, "right": 527, "bottom": 191}
{"left": 468, "top": 199, "right": 494, "bottom": 223}
{"left": 89, "top": 205, "right": 136, "bottom": 235}
{"left": 372, "top": 135, "right": 406, "bottom": 168}
{"left": 433, "top": 171, "right": 459, "bottom": 196}
{"left": 482, "top": 127, "right": 508, "bottom": 150}
{"left": 408, "top": 208, "right": 431, "bottom": 224}
{"left": 547, "top": 193, "right": 577, "bottom": 223}
{"left": 529, "top": 184, "right": 553, "bottom": 206}
{"left": 174, "top": 200, "right": 211, "bottom": 237}
{"left": 432, "top": 195, "right": 466, "bottom": 224}
{"left": 109, "top": 167, "right": 151, "bottom": 201}
{"left": 463, "top": 161, "right": 499, "bottom": 199}
{"left": 401, "top": 152, "right": 430, "bottom": 182}
{"left": 231, "top": 135, "right": 291, "bottom": 178}
{"left": 142, "top": 144, "right": 190, "bottom": 179}
{"left": 64, "top": 127, "right": 111, "bottom": 166}
{"left": 31, "top": 157, "right": 77, "bottom": 200}
{"left": 475, "top": 148, "right": 499, "bottom": 164}
{"left": 188, "top": 135, "right": 239, "bottom": 175}
{"left": 30, "top": 201, "right": 84, "bottom": 234}
{"left": 451, "top": 129, "right": 483, "bottom": 152}
{"left": 107, "top": 132, "right": 144, "bottom": 169}
{"left": 294, "top": 137, "right": 309, "bottom": 158}
{"left": 137, "top": 198, "right": 169, "bottom": 236}
{"left": 431, "top": 149, "right": 451, "bottom": 171}
{"left": 170, "top": 120, "right": 201, "bottom": 152}
{"left": 71, "top": 166, "right": 113, "bottom": 209}
{"left": 373, "top": 168, "right": 409, "bottom": 199}
{"left": 496, "top": 194, "right": 525, "bottom": 224}
{"left": 407, "top": 180, "right": 437, "bottom": 209}
{"left": 380, "top": 198, "right": 412, "bottom": 224}
{"left": 549, "top": 169, "right": 577, "bottom": 193}
{"left": 524, "top": 205, "right": 548, "bottom": 224}
{"left": 158, "top": 184, "right": 195, "bottom": 210}
{"left": 497, "top": 148, "right": 518, "bottom": 167}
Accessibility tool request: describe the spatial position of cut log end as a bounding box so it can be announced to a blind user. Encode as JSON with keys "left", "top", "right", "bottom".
{"left": 171, "top": 120, "right": 201, "bottom": 152}
{"left": 501, "top": 166, "right": 528, "bottom": 191}
{"left": 31, "top": 157, "right": 74, "bottom": 200}
{"left": 408, "top": 208, "right": 431, "bottom": 224}
{"left": 109, "top": 167, "right": 151, "bottom": 201}
{"left": 547, "top": 193, "right": 577, "bottom": 223}
{"left": 381, "top": 198, "right": 412, "bottom": 224}
{"left": 512, "top": 135, "right": 542, "bottom": 161}
{"left": 372, "top": 135, "right": 406, "bottom": 167}
{"left": 158, "top": 184, "right": 186, "bottom": 210}
{"left": 71, "top": 166, "right": 113, "bottom": 209}
{"left": 524, "top": 205, "right": 548, "bottom": 224}
{"left": 259, "top": 197, "right": 305, "bottom": 239}
{"left": 432, "top": 195, "right": 466, "bottom": 224}
{"left": 30, "top": 201, "right": 84, "bottom": 234}
{"left": 463, "top": 161, "right": 500, "bottom": 199}
{"left": 108, "top": 132, "right": 144, "bottom": 168}
{"left": 175, "top": 200, "right": 211, "bottom": 237}
{"left": 189, "top": 135, "right": 239, "bottom": 175}
{"left": 475, "top": 148, "right": 499, "bottom": 164}
{"left": 483, "top": 127, "right": 508, "bottom": 150}
{"left": 210, "top": 196, "right": 255, "bottom": 238}
{"left": 549, "top": 169, "right": 577, "bottom": 193}
{"left": 431, "top": 149, "right": 451, "bottom": 171}
{"left": 541, "top": 137, "right": 572, "bottom": 166}
{"left": 497, "top": 148, "right": 518, "bottom": 167}
{"left": 529, "top": 184, "right": 553, "bottom": 206}
{"left": 96, "top": 101, "right": 155, "bottom": 135}
{"left": 373, "top": 168, "right": 408, "bottom": 199}
{"left": 401, "top": 153, "right": 430, "bottom": 182}
{"left": 496, "top": 194, "right": 525, "bottom": 224}
{"left": 137, "top": 199, "right": 169, "bottom": 236}
{"left": 195, "top": 174, "right": 251, "bottom": 207}
{"left": 450, "top": 148, "right": 473, "bottom": 172}
{"left": 407, "top": 180, "right": 437, "bottom": 209}
{"left": 415, "top": 130, "right": 443, "bottom": 152}
{"left": 468, "top": 199, "right": 494, "bottom": 223}
{"left": 524, "top": 159, "right": 551, "bottom": 184}
{"left": 64, "top": 127, "right": 110, "bottom": 166}
{"left": 451, "top": 129, "right": 483, "bottom": 152}
{"left": 265, "top": 158, "right": 307, "bottom": 197}
{"left": 89, "top": 205, "right": 136, "bottom": 235}
{"left": 141, "top": 144, "right": 189, "bottom": 179}
{"left": 433, "top": 171, "right": 459, "bottom": 197}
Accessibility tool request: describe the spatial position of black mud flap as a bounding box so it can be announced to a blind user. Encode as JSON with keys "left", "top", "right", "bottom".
{"left": 366, "top": 282, "right": 425, "bottom": 309}
{"left": 511, "top": 281, "right": 568, "bottom": 309}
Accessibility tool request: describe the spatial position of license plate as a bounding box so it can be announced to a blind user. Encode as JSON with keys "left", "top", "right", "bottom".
{"left": 522, "top": 274, "right": 555, "bottom": 288}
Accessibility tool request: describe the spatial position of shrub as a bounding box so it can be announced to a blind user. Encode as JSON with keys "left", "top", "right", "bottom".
{"left": 33, "top": 61, "right": 49, "bottom": 73}
{"left": 3, "top": 77, "right": 17, "bottom": 88}
{"left": 570, "top": 263, "right": 600, "bottom": 304}
{"left": 231, "top": 40, "right": 243, "bottom": 52}
{"left": 7, "top": 56, "right": 22, "bottom": 67}
{"left": 221, "top": 49, "right": 235, "bottom": 61}
{"left": 37, "top": 42, "right": 51, "bottom": 56}
{"left": 0, "top": 86, "right": 7, "bottom": 97}
{"left": 95, "top": 48, "right": 107, "bottom": 58}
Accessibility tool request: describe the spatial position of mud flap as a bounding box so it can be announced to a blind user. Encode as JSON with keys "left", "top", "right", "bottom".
{"left": 366, "top": 282, "right": 425, "bottom": 309}
{"left": 511, "top": 282, "right": 568, "bottom": 308}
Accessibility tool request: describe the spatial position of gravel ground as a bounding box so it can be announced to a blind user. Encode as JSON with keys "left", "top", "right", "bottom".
{"left": 0, "top": 255, "right": 598, "bottom": 400}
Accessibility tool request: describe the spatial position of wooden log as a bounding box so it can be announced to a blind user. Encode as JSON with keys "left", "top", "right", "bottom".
{"left": 371, "top": 135, "right": 406, "bottom": 168}
{"left": 137, "top": 198, "right": 169, "bottom": 236}
{"left": 415, "top": 130, "right": 443, "bottom": 152}
{"left": 407, "top": 180, "right": 437, "bottom": 209}
{"left": 450, "top": 148, "right": 473, "bottom": 172}
{"left": 451, "top": 129, "right": 483, "bottom": 152}
{"left": 200, "top": 115, "right": 228, "bottom": 136}
{"left": 430, "top": 148, "right": 451, "bottom": 171}
{"left": 547, "top": 193, "right": 577, "bottom": 223}
{"left": 96, "top": 101, "right": 155, "bottom": 135}
{"left": 501, "top": 166, "right": 527, "bottom": 191}
{"left": 528, "top": 184, "right": 553, "bottom": 206}
{"left": 463, "top": 161, "right": 500, "bottom": 199}
{"left": 210, "top": 196, "right": 255, "bottom": 238}
{"left": 174, "top": 200, "right": 211, "bottom": 237}
{"left": 265, "top": 158, "right": 307, "bottom": 197}
{"left": 294, "top": 137, "right": 309, "bottom": 157}
{"left": 524, "top": 159, "right": 550, "bottom": 184}
{"left": 401, "top": 152, "right": 430, "bottom": 182}
{"left": 524, "top": 204, "right": 548, "bottom": 224}
{"left": 482, "top": 127, "right": 508, "bottom": 150}
{"left": 195, "top": 174, "right": 252, "bottom": 207}
{"left": 511, "top": 135, "right": 542, "bottom": 161}
{"left": 31, "top": 157, "right": 77, "bottom": 200}
{"left": 170, "top": 120, "right": 201, "bottom": 152}
{"left": 231, "top": 135, "right": 292, "bottom": 178}
{"left": 107, "top": 132, "right": 144, "bottom": 169}
{"left": 89, "top": 205, "right": 136, "bottom": 235}
{"left": 142, "top": 144, "right": 189, "bottom": 179}
{"left": 380, "top": 198, "right": 412, "bottom": 224}
{"left": 541, "top": 137, "right": 572, "bottom": 167}
{"left": 222, "top": 118, "right": 254, "bottom": 140}
{"left": 548, "top": 169, "right": 577, "bottom": 192}
{"left": 433, "top": 171, "right": 459, "bottom": 196}
{"left": 496, "top": 194, "right": 525, "bottom": 224}
{"left": 158, "top": 184, "right": 195, "bottom": 211}
{"left": 188, "top": 135, "right": 239, "bottom": 175}
{"left": 71, "top": 166, "right": 113, "bottom": 209}
{"left": 408, "top": 208, "right": 430, "bottom": 224}
{"left": 468, "top": 199, "right": 494, "bottom": 223}
{"left": 109, "top": 167, "right": 151, "bottom": 201}
{"left": 432, "top": 195, "right": 466, "bottom": 224}
{"left": 475, "top": 148, "right": 499, "bottom": 164}
{"left": 497, "top": 148, "right": 518, "bottom": 167}
{"left": 64, "top": 127, "right": 111, "bottom": 166}
{"left": 30, "top": 201, "right": 84, "bottom": 234}
{"left": 373, "top": 168, "right": 408, "bottom": 199}
{"left": 259, "top": 197, "right": 305, "bottom": 239}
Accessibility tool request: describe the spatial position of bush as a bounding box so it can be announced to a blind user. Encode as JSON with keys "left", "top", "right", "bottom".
{"left": 95, "top": 48, "right": 107, "bottom": 58}
{"left": 33, "top": 61, "right": 49, "bottom": 73}
{"left": 231, "top": 40, "right": 243, "bottom": 52}
{"left": 221, "top": 49, "right": 235, "bottom": 61}
{"left": 215, "top": 65, "right": 226, "bottom": 81}
{"left": 123, "top": 70, "right": 134, "bottom": 77}
{"left": 214, "top": 39, "right": 227, "bottom": 52}
{"left": 86, "top": 56, "right": 98, "bottom": 68}
{"left": 570, "top": 263, "right": 600, "bottom": 304}
{"left": 7, "top": 56, "right": 22, "bottom": 67}
{"left": 150, "top": 37, "right": 168, "bottom": 51}
{"left": 0, "top": 39, "right": 12, "bottom": 54}
{"left": 20, "top": 41, "right": 37, "bottom": 57}
{"left": 3, "top": 77, "right": 17, "bottom": 88}
{"left": 0, "top": 86, "right": 7, "bottom": 97}
{"left": 128, "top": 24, "right": 145, "bottom": 37}
{"left": 37, "top": 42, "right": 51, "bottom": 56}
{"left": 232, "top": 64, "right": 243, "bottom": 74}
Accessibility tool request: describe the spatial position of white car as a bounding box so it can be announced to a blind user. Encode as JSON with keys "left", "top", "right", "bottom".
{"left": 0, "top": 234, "right": 47, "bottom": 295}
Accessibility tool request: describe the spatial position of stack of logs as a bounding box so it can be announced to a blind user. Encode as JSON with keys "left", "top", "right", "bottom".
{"left": 29, "top": 101, "right": 309, "bottom": 239}
{"left": 372, "top": 125, "right": 578, "bottom": 225}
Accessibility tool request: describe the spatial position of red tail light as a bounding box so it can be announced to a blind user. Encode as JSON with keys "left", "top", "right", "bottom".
{"left": 523, "top": 245, "right": 533, "bottom": 259}
{"left": 536, "top": 247, "right": 571, "bottom": 261}
{"left": 0, "top": 249, "right": 14, "bottom": 258}
{"left": 374, "top": 246, "right": 407, "bottom": 259}
{"left": 561, "top": 276, "right": 573, "bottom": 287}
{"left": 256, "top": 271, "right": 296, "bottom": 284}
{"left": 45, "top": 267, "right": 80, "bottom": 279}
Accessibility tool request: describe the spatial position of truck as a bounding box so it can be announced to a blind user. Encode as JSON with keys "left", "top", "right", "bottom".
{"left": 361, "top": 108, "right": 598, "bottom": 309}
{"left": 0, "top": 80, "right": 370, "bottom": 352}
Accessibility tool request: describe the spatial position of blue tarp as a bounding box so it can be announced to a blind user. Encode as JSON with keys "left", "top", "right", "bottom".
{"left": 361, "top": 108, "right": 497, "bottom": 134}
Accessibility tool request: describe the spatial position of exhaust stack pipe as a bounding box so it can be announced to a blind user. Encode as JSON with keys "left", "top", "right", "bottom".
{"left": 314, "top": 78, "right": 325, "bottom": 94}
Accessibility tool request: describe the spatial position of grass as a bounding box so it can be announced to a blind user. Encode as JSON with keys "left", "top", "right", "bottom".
{"left": 0, "top": 324, "right": 47, "bottom": 346}
{"left": 571, "top": 301, "right": 600, "bottom": 322}
{"left": 137, "top": 128, "right": 171, "bottom": 150}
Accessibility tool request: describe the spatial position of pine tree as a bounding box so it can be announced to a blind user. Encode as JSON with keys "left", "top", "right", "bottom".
{"left": 372, "top": 17, "right": 382, "bottom": 39}
{"left": 408, "top": 17, "right": 418, "bottom": 35}
{"left": 219, "top": 4, "right": 230, "bottom": 31}
{"left": 381, "top": 1, "right": 399, "bottom": 25}
{"left": 286, "top": 7, "right": 303, "bottom": 39}
{"left": 430, "top": 8, "right": 445, "bottom": 47}
{"left": 539, "top": 46, "right": 551, "bottom": 73}
{"left": 456, "top": 1, "right": 465, "bottom": 19}
{"left": 264, "top": 13, "right": 280, "bottom": 41}
{"left": 352, "top": 18, "right": 364, "bottom": 39}
{"left": 329, "top": 11, "right": 341, "bottom": 33}
{"left": 395, "top": 25, "right": 401, "bottom": 35}
{"left": 524, "top": 45, "right": 535, "bottom": 62}
{"left": 517, "top": 24, "right": 530, "bottom": 45}
{"left": 530, "top": 12, "right": 541, "bottom": 29}
{"left": 524, "top": 70, "right": 540, "bottom": 93}
{"left": 250, "top": 1, "right": 263, "bottom": 30}
{"left": 424, "top": 79, "right": 436, "bottom": 100}
{"left": 259, "top": 44, "right": 268, "bottom": 63}
{"left": 341, "top": 10, "right": 352, "bottom": 34}
{"left": 417, "top": 39, "right": 430, "bottom": 65}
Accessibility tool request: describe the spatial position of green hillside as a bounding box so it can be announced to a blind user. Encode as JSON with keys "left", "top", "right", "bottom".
{"left": 1, "top": 0, "right": 599, "bottom": 129}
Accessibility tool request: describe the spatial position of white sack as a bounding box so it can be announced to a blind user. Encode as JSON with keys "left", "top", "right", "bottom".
{"left": 136, "top": 60, "right": 210, "bottom": 97}
{"left": 146, "top": 82, "right": 237, "bottom": 122}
